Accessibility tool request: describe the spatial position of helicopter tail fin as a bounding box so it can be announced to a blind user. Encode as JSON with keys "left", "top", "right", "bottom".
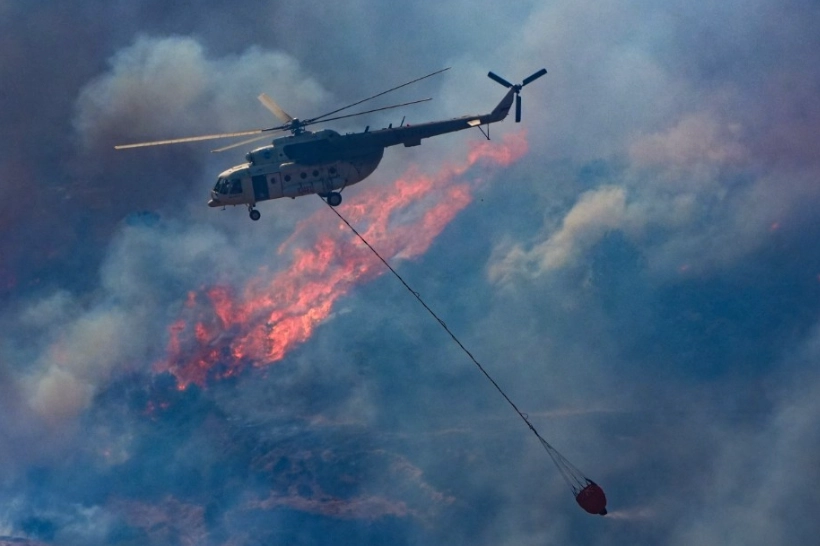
{"left": 488, "top": 88, "right": 516, "bottom": 123}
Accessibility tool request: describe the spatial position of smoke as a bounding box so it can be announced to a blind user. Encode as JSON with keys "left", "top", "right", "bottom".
{"left": 74, "top": 35, "right": 329, "bottom": 149}
{"left": 3, "top": 0, "right": 820, "bottom": 544}
{"left": 489, "top": 103, "right": 820, "bottom": 282}
{"left": 489, "top": 186, "right": 628, "bottom": 282}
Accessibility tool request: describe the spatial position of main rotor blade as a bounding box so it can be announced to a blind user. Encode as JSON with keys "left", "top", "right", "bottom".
{"left": 522, "top": 68, "right": 548, "bottom": 87}
{"left": 258, "top": 93, "right": 294, "bottom": 123}
{"left": 515, "top": 95, "right": 522, "bottom": 123}
{"left": 211, "top": 133, "right": 273, "bottom": 153}
{"left": 114, "top": 129, "right": 267, "bottom": 150}
{"left": 488, "top": 71, "right": 513, "bottom": 88}
{"left": 303, "top": 98, "right": 431, "bottom": 127}
{"left": 308, "top": 67, "right": 449, "bottom": 124}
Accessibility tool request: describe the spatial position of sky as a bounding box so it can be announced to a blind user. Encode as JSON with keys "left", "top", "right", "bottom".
{"left": 2, "top": 0, "right": 820, "bottom": 544}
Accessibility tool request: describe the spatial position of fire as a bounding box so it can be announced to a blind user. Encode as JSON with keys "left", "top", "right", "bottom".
{"left": 157, "top": 131, "right": 528, "bottom": 387}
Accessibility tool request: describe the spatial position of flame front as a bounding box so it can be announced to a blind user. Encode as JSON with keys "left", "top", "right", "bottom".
{"left": 157, "top": 132, "right": 528, "bottom": 387}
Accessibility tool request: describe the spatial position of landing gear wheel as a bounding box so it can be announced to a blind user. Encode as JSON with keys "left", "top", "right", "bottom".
{"left": 249, "top": 209, "right": 261, "bottom": 221}
{"left": 327, "top": 192, "right": 342, "bottom": 207}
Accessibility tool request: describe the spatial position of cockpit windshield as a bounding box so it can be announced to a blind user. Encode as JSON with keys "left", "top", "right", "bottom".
{"left": 214, "top": 178, "right": 243, "bottom": 195}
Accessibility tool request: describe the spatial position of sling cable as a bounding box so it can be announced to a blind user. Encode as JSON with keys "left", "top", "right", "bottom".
{"left": 324, "top": 200, "right": 607, "bottom": 516}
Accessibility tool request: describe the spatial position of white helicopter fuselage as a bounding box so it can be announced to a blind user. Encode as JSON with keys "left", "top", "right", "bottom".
{"left": 208, "top": 129, "right": 383, "bottom": 209}
{"left": 206, "top": 86, "right": 517, "bottom": 218}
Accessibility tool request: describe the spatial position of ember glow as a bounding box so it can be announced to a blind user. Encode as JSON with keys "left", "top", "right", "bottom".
{"left": 156, "top": 132, "right": 528, "bottom": 387}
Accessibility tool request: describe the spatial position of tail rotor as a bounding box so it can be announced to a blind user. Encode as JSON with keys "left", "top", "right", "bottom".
{"left": 487, "top": 68, "right": 547, "bottom": 122}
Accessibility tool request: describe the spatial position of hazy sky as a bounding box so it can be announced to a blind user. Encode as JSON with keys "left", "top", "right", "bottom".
{"left": 2, "top": 1, "right": 820, "bottom": 544}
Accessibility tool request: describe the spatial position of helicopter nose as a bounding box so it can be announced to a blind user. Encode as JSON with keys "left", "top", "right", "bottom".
{"left": 208, "top": 197, "right": 221, "bottom": 207}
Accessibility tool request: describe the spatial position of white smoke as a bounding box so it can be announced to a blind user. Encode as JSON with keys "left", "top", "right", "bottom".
{"left": 74, "top": 35, "right": 329, "bottom": 149}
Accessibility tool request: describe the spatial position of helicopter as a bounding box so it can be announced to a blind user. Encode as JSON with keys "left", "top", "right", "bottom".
{"left": 115, "top": 67, "right": 547, "bottom": 221}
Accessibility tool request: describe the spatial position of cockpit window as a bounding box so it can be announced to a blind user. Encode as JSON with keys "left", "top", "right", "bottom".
{"left": 214, "top": 178, "right": 243, "bottom": 195}
{"left": 214, "top": 178, "right": 229, "bottom": 194}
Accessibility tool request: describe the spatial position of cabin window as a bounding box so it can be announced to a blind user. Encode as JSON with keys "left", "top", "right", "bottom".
{"left": 230, "top": 179, "right": 243, "bottom": 194}
{"left": 284, "top": 175, "right": 291, "bottom": 182}
{"left": 329, "top": 167, "right": 337, "bottom": 175}
{"left": 312, "top": 170, "right": 319, "bottom": 177}
{"left": 300, "top": 172, "right": 307, "bottom": 179}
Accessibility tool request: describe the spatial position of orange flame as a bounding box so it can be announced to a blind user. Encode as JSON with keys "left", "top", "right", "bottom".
{"left": 157, "top": 131, "right": 528, "bottom": 387}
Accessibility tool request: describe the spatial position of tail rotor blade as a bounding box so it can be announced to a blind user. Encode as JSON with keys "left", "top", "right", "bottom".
{"left": 522, "top": 68, "right": 548, "bottom": 87}
{"left": 488, "top": 71, "right": 514, "bottom": 88}
{"left": 515, "top": 95, "right": 522, "bottom": 123}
